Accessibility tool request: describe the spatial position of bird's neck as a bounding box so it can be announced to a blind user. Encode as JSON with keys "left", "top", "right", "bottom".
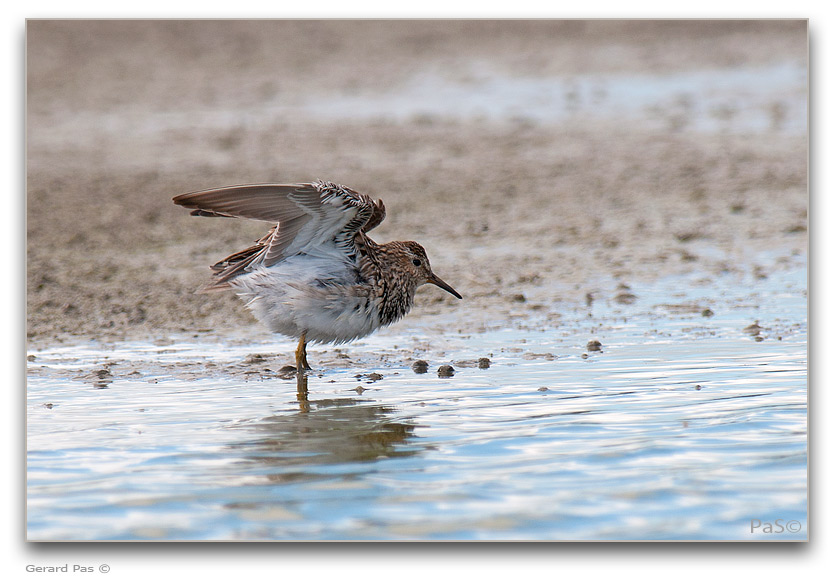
{"left": 372, "top": 240, "right": 418, "bottom": 326}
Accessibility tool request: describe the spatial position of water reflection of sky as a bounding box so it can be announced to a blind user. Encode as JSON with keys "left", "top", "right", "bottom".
{"left": 27, "top": 255, "right": 806, "bottom": 540}
{"left": 31, "top": 60, "right": 807, "bottom": 169}
{"left": 302, "top": 61, "right": 807, "bottom": 134}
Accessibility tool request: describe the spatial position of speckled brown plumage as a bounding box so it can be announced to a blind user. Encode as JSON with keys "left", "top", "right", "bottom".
{"left": 173, "top": 180, "right": 461, "bottom": 371}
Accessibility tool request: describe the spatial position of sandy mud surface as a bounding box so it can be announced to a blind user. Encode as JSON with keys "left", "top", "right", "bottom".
{"left": 26, "top": 20, "right": 807, "bottom": 365}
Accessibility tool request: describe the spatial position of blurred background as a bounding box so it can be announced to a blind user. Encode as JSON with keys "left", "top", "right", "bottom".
{"left": 26, "top": 20, "right": 807, "bottom": 345}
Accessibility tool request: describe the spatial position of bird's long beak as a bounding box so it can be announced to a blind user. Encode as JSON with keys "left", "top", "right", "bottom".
{"left": 427, "top": 273, "right": 462, "bottom": 299}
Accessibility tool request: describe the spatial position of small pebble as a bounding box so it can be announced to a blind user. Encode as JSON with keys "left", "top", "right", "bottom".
{"left": 478, "top": 357, "right": 491, "bottom": 369}
{"left": 367, "top": 372, "right": 383, "bottom": 382}
{"left": 614, "top": 292, "right": 637, "bottom": 305}
{"left": 701, "top": 308, "right": 714, "bottom": 317}
{"left": 27, "top": 354, "right": 36, "bottom": 362}
{"left": 523, "top": 352, "right": 555, "bottom": 360}
{"left": 437, "top": 365, "right": 455, "bottom": 377}
{"left": 411, "top": 360, "right": 429, "bottom": 374}
{"left": 587, "top": 340, "right": 603, "bottom": 352}
{"left": 743, "top": 322, "right": 763, "bottom": 336}
{"left": 537, "top": 386, "right": 549, "bottom": 392}
{"left": 676, "top": 232, "right": 700, "bottom": 242}
{"left": 276, "top": 365, "right": 297, "bottom": 379}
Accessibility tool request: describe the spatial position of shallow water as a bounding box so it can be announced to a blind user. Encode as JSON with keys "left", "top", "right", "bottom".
{"left": 33, "top": 60, "right": 805, "bottom": 168}
{"left": 26, "top": 258, "right": 806, "bottom": 541}
{"left": 304, "top": 60, "right": 807, "bottom": 134}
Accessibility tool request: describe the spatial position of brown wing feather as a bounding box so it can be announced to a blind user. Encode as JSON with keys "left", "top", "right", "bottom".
{"left": 172, "top": 183, "right": 319, "bottom": 223}
{"left": 198, "top": 245, "right": 266, "bottom": 292}
{"left": 363, "top": 199, "right": 386, "bottom": 233}
{"left": 174, "top": 181, "right": 386, "bottom": 291}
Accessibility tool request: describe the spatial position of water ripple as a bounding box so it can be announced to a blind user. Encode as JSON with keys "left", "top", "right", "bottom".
{"left": 27, "top": 262, "right": 806, "bottom": 540}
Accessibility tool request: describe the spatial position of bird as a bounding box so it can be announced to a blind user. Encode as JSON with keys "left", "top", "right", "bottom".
{"left": 173, "top": 180, "right": 462, "bottom": 372}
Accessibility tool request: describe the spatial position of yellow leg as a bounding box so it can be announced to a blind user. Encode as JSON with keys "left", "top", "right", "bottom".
{"left": 295, "top": 331, "right": 311, "bottom": 371}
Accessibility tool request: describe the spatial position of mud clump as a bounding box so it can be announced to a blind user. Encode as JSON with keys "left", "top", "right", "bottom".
{"left": 411, "top": 360, "right": 429, "bottom": 374}
{"left": 744, "top": 322, "right": 763, "bottom": 336}
{"left": 276, "top": 365, "right": 298, "bottom": 379}
{"left": 614, "top": 292, "right": 637, "bottom": 305}
{"left": 437, "top": 365, "right": 455, "bottom": 377}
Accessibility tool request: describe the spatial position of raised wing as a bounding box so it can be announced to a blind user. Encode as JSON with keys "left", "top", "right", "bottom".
{"left": 173, "top": 180, "right": 386, "bottom": 289}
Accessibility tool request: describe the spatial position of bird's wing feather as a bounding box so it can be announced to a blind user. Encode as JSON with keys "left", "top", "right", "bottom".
{"left": 172, "top": 183, "right": 317, "bottom": 223}
{"left": 173, "top": 181, "right": 386, "bottom": 289}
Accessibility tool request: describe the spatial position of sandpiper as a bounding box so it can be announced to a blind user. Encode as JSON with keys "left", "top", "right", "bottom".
{"left": 173, "top": 180, "right": 462, "bottom": 372}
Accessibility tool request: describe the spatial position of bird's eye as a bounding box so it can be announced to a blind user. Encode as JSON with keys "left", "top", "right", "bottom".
{"left": 412, "top": 259, "right": 422, "bottom": 267}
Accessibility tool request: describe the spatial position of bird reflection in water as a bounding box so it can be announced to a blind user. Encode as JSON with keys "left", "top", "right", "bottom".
{"left": 296, "top": 371, "right": 310, "bottom": 413}
{"left": 228, "top": 371, "right": 420, "bottom": 476}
